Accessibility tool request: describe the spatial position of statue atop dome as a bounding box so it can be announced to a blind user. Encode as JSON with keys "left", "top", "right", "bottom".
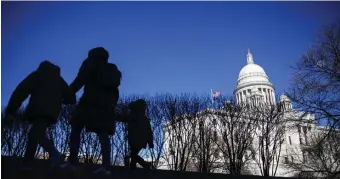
{"left": 247, "top": 48, "right": 254, "bottom": 64}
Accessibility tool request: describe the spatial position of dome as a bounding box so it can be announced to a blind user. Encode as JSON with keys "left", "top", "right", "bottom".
{"left": 238, "top": 63, "right": 267, "bottom": 78}
{"left": 236, "top": 49, "right": 270, "bottom": 87}
{"left": 234, "top": 49, "right": 276, "bottom": 105}
{"left": 279, "top": 94, "right": 291, "bottom": 102}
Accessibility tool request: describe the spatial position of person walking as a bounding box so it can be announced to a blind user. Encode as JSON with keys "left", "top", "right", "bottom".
{"left": 5, "top": 60, "right": 76, "bottom": 171}
{"left": 61, "top": 47, "right": 121, "bottom": 175}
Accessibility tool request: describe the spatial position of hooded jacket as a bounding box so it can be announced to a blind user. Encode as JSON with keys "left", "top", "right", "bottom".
{"left": 6, "top": 61, "right": 76, "bottom": 123}
{"left": 127, "top": 100, "right": 153, "bottom": 149}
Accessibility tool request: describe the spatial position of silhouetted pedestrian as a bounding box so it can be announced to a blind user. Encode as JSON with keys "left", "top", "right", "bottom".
{"left": 5, "top": 61, "right": 76, "bottom": 171}
{"left": 61, "top": 47, "right": 121, "bottom": 175}
{"left": 126, "top": 99, "right": 154, "bottom": 170}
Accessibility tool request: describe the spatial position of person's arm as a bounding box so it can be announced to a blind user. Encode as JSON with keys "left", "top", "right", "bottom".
{"left": 69, "top": 59, "right": 92, "bottom": 93}
{"left": 115, "top": 112, "right": 129, "bottom": 122}
{"left": 114, "top": 103, "right": 130, "bottom": 122}
{"left": 60, "top": 77, "right": 76, "bottom": 105}
{"left": 6, "top": 72, "right": 37, "bottom": 115}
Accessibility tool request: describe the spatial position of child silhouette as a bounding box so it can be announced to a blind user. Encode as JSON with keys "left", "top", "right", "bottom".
{"left": 125, "top": 99, "right": 154, "bottom": 170}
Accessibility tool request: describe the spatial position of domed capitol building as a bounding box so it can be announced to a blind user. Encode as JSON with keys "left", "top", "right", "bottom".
{"left": 235, "top": 49, "right": 276, "bottom": 106}
{"left": 160, "top": 50, "right": 336, "bottom": 177}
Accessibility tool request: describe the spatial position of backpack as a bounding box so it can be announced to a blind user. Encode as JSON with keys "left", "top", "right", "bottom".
{"left": 96, "top": 63, "right": 121, "bottom": 89}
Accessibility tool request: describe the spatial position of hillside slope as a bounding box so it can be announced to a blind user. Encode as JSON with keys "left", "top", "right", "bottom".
{"left": 1, "top": 156, "right": 297, "bottom": 179}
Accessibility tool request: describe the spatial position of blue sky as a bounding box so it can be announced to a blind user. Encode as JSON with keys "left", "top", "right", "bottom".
{"left": 2, "top": 1, "right": 340, "bottom": 107}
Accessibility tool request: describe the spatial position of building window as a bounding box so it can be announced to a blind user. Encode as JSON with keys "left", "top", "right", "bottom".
{"left": 223, "top": 131, "right": 227, "bottom": 140}
{"left": 303, "top": 126, "right": 307, "bottom": 134}
{"left": 297, "top": 125, "right": 301, "bottom": 133}
{"left": 212, "top": 118, "right": 217, "bottom": 125}
{"left": 289, "top": 136, "right": 292, "bottom": 145}
{"left": 213, "top": 131, "right": 218, "bottom": 142}
{"left": 199, "top": 121, "right": 204, "bottom": 131}
{"left": 284, "top": 157, "right": 289, "bottom": 164}
{"left": 222, "top": 120, "right": 226, "bottom": 126}
{"left": 214, "top": 149, "right": 219, "bottom": 158}
{"left": 169, "top": 142, "right": 175, "bottom": 155}
{"left": 303, "top": 152, "right": 308, "bottom": 162}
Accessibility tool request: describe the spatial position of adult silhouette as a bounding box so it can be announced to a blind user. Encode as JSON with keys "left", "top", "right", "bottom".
{"left": 5, "top": 61, "right": 76, "bottom": 171}
{"left": 61, "top": 47, "right": 121, "bottom": 175}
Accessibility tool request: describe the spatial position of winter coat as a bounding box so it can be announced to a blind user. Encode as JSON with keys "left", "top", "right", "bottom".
{"left": 74, "top": 104, "right": 117, "bottom": 135}
{"left": 127, "top": 114, "right": 153, "bottom": 150}
{"left": 6, "top": 61, "right": 76, "bottom": 124}
{"left": 69, "top": 49, "right": 121, "bottom": 135}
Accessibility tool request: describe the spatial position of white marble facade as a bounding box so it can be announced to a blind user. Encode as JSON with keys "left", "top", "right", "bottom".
{"left": 160, "top": 50, "right": 334, "bottom": 177}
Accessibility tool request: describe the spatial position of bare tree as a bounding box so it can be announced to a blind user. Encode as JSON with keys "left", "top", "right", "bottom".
{"left": 288, "top": 20, "right": 340, "bottom": 135}
{"left": 162, "top": 93, "right": 201, "bottom": 171}
{"left": 287, "top": 20, "right": 340, "bottom": 178}
{"left": 51, "top": 104, "right": 76, "bottom": 154}
{"left": 214, "top": 97, "right": 258, "bottom": 175}
{"left": 1, "top": 107, "right": 30, "bottom": 157}
{"left": 252, "top": 103, "right": 286, "bottom": 176}
{"left": 190, "top": 95, "right": 221, "bottom": 173}
{"left": 286, "top": 129, "right": 340, "bottom": 178}
{"left": 145, "top": 95, "right": 168, "bottom": 168}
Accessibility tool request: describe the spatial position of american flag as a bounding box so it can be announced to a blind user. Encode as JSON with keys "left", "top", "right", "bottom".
{"left": 213, "top": 91, "right": 221, "bottom": 97}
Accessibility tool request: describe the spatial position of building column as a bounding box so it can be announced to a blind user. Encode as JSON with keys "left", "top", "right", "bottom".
{"left": 269, "top": 89, "right": 273, "bottom": 105}
{"left": 239, "top": 92, "right": 242, "bottom": 104}
{"left": 237, "top": 93, "right": 239, "bottom": 104}
{"left": 242, "top": 91, "right": 245, "bottom": 104}
{"left": 271, "top": 90, "right": 276, "bottom": 104}
{"left": 266, "top": 89, "right": 270, "bottom": 105}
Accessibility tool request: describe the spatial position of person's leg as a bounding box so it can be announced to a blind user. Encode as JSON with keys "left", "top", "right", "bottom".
{"left": 22, "top": 122, "right": 40, "bottom": 167}
{"left": 130, "top": 147, "right": 141, "bottom": 170}
{"left": 68, "top": 125, "right": 83, "bottom": 166}
{"left": 93, "top": 132, "right": 111, "bottom": 175}
{"left": 30, "top": 119, "right": 66, "bottom": 169}
{"left": 35, "top": 121, "right": 59, "bottom": 158}
{"left": 135, "top": 149, "right": 148, "bottom": 168}
{"left": 98, "top": 132, "right": 111, "bottom": 168}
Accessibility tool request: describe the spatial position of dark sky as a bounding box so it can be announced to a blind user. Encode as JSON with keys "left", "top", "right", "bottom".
{"left": 2, "top": 1, "right": 340, "bottom": 107}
